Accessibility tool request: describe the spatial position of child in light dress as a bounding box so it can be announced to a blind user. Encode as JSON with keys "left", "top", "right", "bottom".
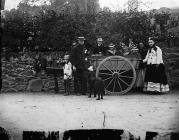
{"left": 63, "top": 55, "right": 72, "bottom": 95}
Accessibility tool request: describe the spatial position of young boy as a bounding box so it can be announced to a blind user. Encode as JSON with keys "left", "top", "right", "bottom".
{"left": 63, "top": 55, "right": 72, "bottom": 96}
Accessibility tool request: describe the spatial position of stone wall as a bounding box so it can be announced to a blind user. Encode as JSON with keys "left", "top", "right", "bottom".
{"left": 1, "top": 60, "right": 66, "bottom": 93}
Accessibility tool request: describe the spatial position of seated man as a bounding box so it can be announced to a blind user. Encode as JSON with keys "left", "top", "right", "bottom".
{"left": 121, "top": 42, "right": 130, "bottom": 56}
{"left": 93, "top": 37, "right": 107, "bottom": 55}
{"left": 106, "top": 43, "right": 120, "bottom": 56}
{"left": 128, "top": 38, "right": 139, "bottom": 54}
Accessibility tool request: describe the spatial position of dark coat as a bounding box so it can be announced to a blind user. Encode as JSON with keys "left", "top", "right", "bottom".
{"left": 93, "top": 44, "right": 107, "bottom": 55}
{"left": 70, "top": 44, "right": 90, "bottom": 70}
{"left": 40, "top": 57, "right": 47, "bottom": 70}
{"left": 33, "top": 59, "right": 41, "bottom": 73}
{"left": 138, "top": 47, "right": 148, "bottom": 69}
{"left": 139, "top": 48, "right": 148, "bottom": 59}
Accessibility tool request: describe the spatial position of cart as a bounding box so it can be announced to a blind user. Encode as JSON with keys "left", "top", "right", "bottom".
{"left": 89, "top": 54, "right": 141, "bottom": 95}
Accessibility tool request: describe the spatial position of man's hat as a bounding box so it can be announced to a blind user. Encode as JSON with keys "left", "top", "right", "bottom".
{"left": 97, "top": 37, "right": 103, "bottom": 42}
{"left": 77, "top": 37, "right": 86, "bottom": 40}
{"left": 72, "top": 41, "right": 76, "bottom": 45}
{"left": 64, "top": 55, "right": 70, "bottom": 60}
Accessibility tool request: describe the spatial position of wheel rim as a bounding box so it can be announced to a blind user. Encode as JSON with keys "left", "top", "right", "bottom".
{"left": 96, "top": 56, "right": 136, "bottom": 95}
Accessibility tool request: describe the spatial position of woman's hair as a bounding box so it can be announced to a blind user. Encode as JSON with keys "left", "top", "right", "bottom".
{"left": 148, "top": 39, "right": 157, "bottom": 52}
{"left": 148, "top": 37, "right": 158, "bottom": 44}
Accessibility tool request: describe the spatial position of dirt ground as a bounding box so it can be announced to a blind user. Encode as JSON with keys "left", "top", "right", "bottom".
{"left": 0, "top": 90, "right": 179, "bottom": 140}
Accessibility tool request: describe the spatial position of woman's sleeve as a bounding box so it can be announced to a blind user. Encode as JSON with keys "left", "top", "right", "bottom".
{"left": 156, "top": 47, "right": 163, "bottom": 64}
{"left": 143, "top": 51, "right": 149, "bottom": 63}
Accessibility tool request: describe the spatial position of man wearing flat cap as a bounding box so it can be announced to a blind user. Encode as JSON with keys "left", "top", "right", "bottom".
{"left": 106, "top": 43, "right": 119, "bottom": 55}
{"left": 93, "top": 37, "right": 107, "bottom": 55}
{"left": 70, "top": 36, "right": 90, "bottom": 95}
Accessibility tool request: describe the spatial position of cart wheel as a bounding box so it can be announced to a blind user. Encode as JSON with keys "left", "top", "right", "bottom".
{"left": 96, "top": 56, "right": 136, "bottom": 95}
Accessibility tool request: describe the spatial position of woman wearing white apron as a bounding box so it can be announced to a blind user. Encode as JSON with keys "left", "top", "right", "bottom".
{"left": 143, "top": 39, "right": 169, "bottom": 93}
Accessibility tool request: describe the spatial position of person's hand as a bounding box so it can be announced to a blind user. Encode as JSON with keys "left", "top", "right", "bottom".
{"left": 84, "top": 49, "right": 87, "bottom": 54}
{"left": 56, "top": 60, "right": 60, "bottom": 63}
{"left": 32, "top": 70, "right": 36, "bottom": 75}
{"left": 88, "top": 66, "right": 93, "bottom": 71}
{"left": 73, "top": 66, "right": 76, "bottom": 71}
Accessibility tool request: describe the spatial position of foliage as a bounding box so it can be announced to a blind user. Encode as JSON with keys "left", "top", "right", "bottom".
{"left": 2, "top": 0, "right": 171, "bottom": 52}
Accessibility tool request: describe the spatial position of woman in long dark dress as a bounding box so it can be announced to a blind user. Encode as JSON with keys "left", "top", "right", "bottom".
{"left": 134, "top": 42, "right": 148, "bottom": 91}
{"left": 143, "top": 39, "right": 169, "bottom": 93}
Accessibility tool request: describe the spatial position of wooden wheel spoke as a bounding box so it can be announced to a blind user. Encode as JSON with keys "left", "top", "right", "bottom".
{"left": 109, "top": 59, "right": 115, "bottom": 72}
{"left": 116, "top": 78, "right": 122, "bottom": 91}
{"left": 118, "top": 77, "right": 130, "bottom": 87}
{"left": 113, "top": 78, "right": 116, "bottom": 92}
{"left": 117, "top": 61, "right": 126, "bottom": 72}
{"left": 116, "top": 59, "right": 119, "bottom": 72}
{"left": 103, "top": 76, "right": 113, "bottom": 81}
{"left": 119, "top": 75, "right": 133, "bottom": 79}
{"left": 115, "top": 60, "right": 120, "bottom": 71}
{"left": 113, "top": 59, "right": 118, "bottom": 71}
{"left": 102, "top": 63, "right": 113, "bottom": 74}
{"left": 99, "top": 72, "right": 113, "bottom": 76}
{"left": 118, "top": 70, "right": 128, "bottom": 75}
{"left": 106, "top": 77, "right": 114, "bottom": 89}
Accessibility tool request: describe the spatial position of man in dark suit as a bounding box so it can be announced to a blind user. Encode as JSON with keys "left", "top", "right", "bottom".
{"left": 70, "top": 37, "right": 90, "bottom": 95}
{"left": 93, "top": 37, "right": 107, "bottom": 55}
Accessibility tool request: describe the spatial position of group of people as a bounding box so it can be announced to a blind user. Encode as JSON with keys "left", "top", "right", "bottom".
{"left": 62, "top": 36, "right": 170, "bottom": 96}
{"left": 2, "top": 35, "right": 171, "bottom": 95}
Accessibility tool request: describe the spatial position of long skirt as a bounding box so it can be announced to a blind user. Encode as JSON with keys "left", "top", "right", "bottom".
{"left": 143, "top": 64, "right": 169, "bottom": 93}
{"left": 135, "top": 69, "right": 145, "bottom": 88}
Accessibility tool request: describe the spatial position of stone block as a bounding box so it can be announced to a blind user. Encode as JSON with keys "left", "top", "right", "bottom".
{"left": 27, "top": 78, "right": 43, "bottom": 92}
